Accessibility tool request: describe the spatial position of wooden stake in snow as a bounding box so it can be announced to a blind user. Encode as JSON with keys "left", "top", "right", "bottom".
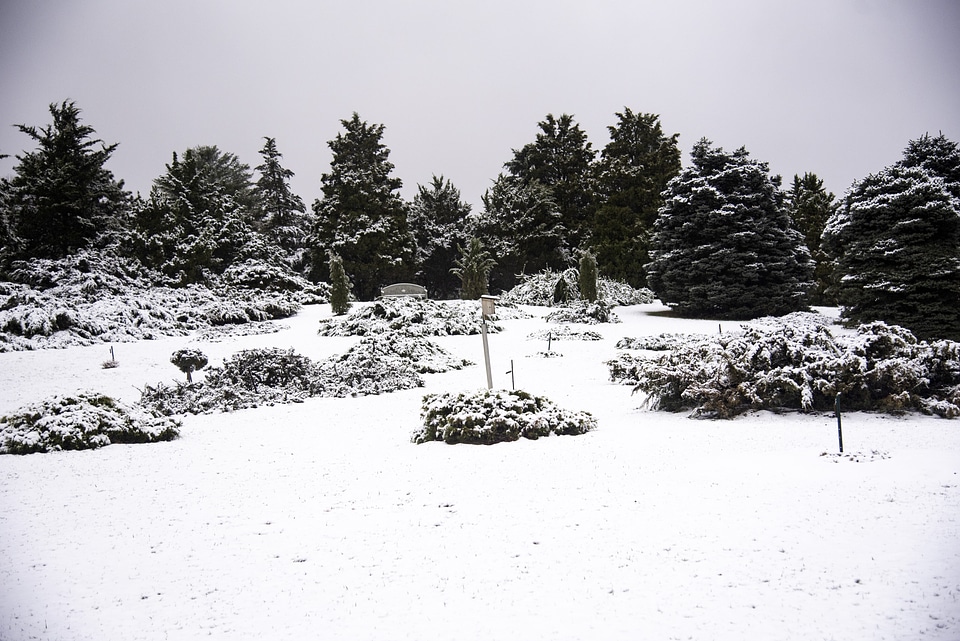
{"left": 835, "top": 393, "right": 844, "bottom": 453}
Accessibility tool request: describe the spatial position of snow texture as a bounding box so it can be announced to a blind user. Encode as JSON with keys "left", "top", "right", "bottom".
{"left": 0, "top": 302, "right": 958, "bottom": 641}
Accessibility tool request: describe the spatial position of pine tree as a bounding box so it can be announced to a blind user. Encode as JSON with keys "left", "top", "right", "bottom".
{"left": 578, "top": 251, "right": 598, "bottom": 302}
{"left": 408, "top": 175, "right": 472, "bottom": 299}
{"left": 505, "top": 113, "right": 596, "bottom": 254}
{"left": 451, "top": 237, "right": 496, "bottom": 300}
{"left": 472, "top": 174, "right": 563, "bottom": 292}
{"left": 310, "top": 113, "right": 414, "bottom": 300}
{"left": 785, "top": 172, "right": 836, "bottom": 304}
{"left": 254, "top": 137, "right": 310, "bottom": 260}
{"left": 646, "top": 139, "right": 814, "bottom": 319}
{"left": 328, "top": 251, "right": 352, "bottom": 315}
{"left": 822, "top": 134, "right": 960, "bottom": 341}
{"left": 589, "top": 109, "right": 681, "bottom": 287}
{"left": 2, "top": 100, "right": 129, "bottom": 260}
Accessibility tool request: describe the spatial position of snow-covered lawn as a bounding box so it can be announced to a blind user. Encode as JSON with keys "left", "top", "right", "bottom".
{"left": 1, "top": 303, "right": 958, "bottom": 640}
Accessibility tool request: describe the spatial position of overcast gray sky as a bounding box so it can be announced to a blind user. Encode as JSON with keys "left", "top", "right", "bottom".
{"left": 1, "top": 0, "right": 958, "bottom": 210}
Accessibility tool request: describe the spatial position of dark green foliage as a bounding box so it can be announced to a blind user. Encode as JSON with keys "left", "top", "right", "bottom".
{"left": 413, "top": 388, "right": 597, "bottom": 444}
{"left": 589, "top": 110, "right": 681, "bottom": 287}
{"left": 328, "top": 251, "right": 352, "bottom": 315}
{"left": 254, "top": 137, "right": 311, "bottom": 262}
{"left": 578, "top": 251, "right": 598, "bottom": 302}
{"left": 170, "top": 348, "right": 208, "bottom": 383}
{"left": 609, "top": 314, "right": 960, "bottom": 418}
{"left": 451, "top": 237, "right": 496, "bottom": 300}
{"left": 553, "top": 274, "right": 574, "bottom": 304}
{"left": 786, "top": 173, "right": 837, "bottom": 304}
{"left": 409, "top": 175, "right": 472, "bottom": 299}
{"left": 823, "top": 134, "right": 960, "bottom": 341}
{"left": 505, "top": 113, "right": 597, "bottom": 253}
{"left": 1, "top": 101, "right": 130, "bottom": 262}
{"left": 132, "top": 145, "right": 267, "bottom": 284}
{"left": 0, "top": 392, "right": 180, "bottom": 454}
{"left": 646, "top": 139, "right": 814, "bottom": 320}
{"left": 309, "top": 113, "right": 415, "bottom": 300}
{"left": 473, "top": 174, "right": 563, "bottom": 292}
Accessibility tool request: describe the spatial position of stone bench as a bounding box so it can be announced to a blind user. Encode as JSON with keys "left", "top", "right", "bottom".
{"left": 380, "top": 283, "right": 428, "bottom": 299}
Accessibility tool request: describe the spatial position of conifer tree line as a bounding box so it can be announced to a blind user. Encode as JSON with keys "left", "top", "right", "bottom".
{"left": 1, "top": 100, "right": 958, "bottom": 340}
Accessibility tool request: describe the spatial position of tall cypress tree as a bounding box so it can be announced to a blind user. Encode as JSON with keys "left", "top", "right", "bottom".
{"left": 310, "top": 113, "right": 414, "bottom": 300}
{"left": 785, "top": 172, "right": 836, "bottom": 304}
{"left": 589, "top": 109, "right": 681, "bottom": 287}
{"left": 646, "top": 139, "right": 813, "bottom": 319}
{"left": 3, "top": 100, "right": 129, "bottom": 260}
{"left": 822, "top": 134, "right": 960, "bottom": 341}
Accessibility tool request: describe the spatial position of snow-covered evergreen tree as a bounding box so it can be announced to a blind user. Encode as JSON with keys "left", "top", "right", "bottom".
{"left": 822, "top": 133, "right": 960, "bottom": 341}
{"left": 133, "top": 146, "right": 270, "bottom": 284}
{"left": 785, "top": 172, "right": 837, "bottom": 304}
{"left": 505, "top": 113, "right": 596, "bottom": 253}
{"left": 408, "top": 175, "right": 471, "bottom": 299}
{"left": 589, "top": 109, "right": 681, "bottom": 288}
{"left": 254, "top": 137, "right": 311, "bottom": 267}
{"left": 1, "top": 100, "right": 130, "bottom": 262}
{"left": 309, "top": 113, "right": 414, "bottom": 300}
{"left": 646, "top": 139, "right": 814, "bottom": 319}
{"left": 328, "top": 251, "right": 352, "bottom": 315}
{"left": 473, "top": 174, "right": 563, "bottom": 292}
{"left": 578, "top": 251, "right": 598, "bottom": 302}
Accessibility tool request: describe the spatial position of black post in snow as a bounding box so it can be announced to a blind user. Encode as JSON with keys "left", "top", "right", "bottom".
{"left": 835, "top": 392, "right": 844, "bottom": 454}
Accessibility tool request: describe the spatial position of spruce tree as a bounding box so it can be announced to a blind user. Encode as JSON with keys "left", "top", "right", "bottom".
{"left": 328, "top": 251, "right": 352, "bottom": 315}
{"left": 408, "top": 175, "right": 472, "bottom": 299}
{"left": 578, "top": 251, "right": 598, "bottom": 302}
{"left": 2, "top": 100, "right": 129, "bottom": 260}
{"left": 254, "top": 137, "right": 310, "bottom": 261}
{"left": 310, "top": 113, "right": 414, "bottom": 300}
{"left": 589, "top": 109, "right": 681, "bottom": 287}
{"left": 646, "top": 139, "right": 814, "bottom": 319}
{"left": 451, "top": 237, "right": 496, "bottom": 300}
{"left": 822, "top": 134, "right": 960, "bottom": 341}
{"left": 785, "top": 172, "right": 836, "bottom": 304}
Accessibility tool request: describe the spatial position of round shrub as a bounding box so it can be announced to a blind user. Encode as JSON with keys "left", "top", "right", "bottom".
{"left": 413, "top": 389, "right": 597, "bottom": 445}
{"left": 170, "top": 348, "right": 208, "bottom": 383}
{"left": 0, "top": 392, "right": 181, "bottom": 454}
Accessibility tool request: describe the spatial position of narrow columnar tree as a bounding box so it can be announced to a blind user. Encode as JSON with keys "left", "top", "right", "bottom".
{"left": 328, "top": 251, "right": 352, "bottom": 315}
{"left": 786, "top": 172, "right": 836, "bottom": 304}
{"left": 822, "top": 133, "right": 960, "bottom": 341}
{"left": 646, "top": 139, "right": 814, "bottom": 319}
{"left": 451, "top": 237, "right": 496, "bottom": 300}
{"left": 578, "top": 251, "right": 598, "bottom": 302}
{"left": 254, "top": 137, "right": 310, "bottom": 259}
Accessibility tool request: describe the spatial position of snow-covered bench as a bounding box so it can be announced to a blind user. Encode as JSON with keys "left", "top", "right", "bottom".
{"left": 380, "top": 283, "right": 428, "bottom": 299}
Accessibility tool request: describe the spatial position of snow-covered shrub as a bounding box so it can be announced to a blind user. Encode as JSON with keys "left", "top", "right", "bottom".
{"left": 499, "top": 268, "right": 655, "bottom": 307}
{"left": 221, "top": 260, "right": 306, "bottom": 292}
{"left": 141, "top": 336, "right": 471, "bottom": 414}
{"left": 545, "top": 301, "right": 620, "bottom": 324}
{"left": 318, "top": 298, "right": 519, "bottom": 337}
{"left": 608, "top": 313, "right": 960, "bottom": 418}
{"left": 0, "top": 392, "right": 180, "bottom": 454}
{"left": 413, "top": 389, "right": 597, "bottom": 445}
{"left": 615, "top": 334, "right": 689, "bottom": 351}
{"left": 527, "top": 327, "right": 603, "bottom": 342}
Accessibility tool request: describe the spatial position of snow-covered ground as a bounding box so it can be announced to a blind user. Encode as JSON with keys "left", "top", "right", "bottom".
{"left": 1, "top": 303, "right": 958, "bottom": 641}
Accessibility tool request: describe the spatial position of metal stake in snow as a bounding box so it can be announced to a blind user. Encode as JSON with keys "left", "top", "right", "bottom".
{"left": 506, "top": 360, "right": 515, "bottom": 390}
{"left": 480, "top": 295, "right": 497, "bottom": 390}
{"left": 835, "top": 392, "right": 844, "bottom": 453}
